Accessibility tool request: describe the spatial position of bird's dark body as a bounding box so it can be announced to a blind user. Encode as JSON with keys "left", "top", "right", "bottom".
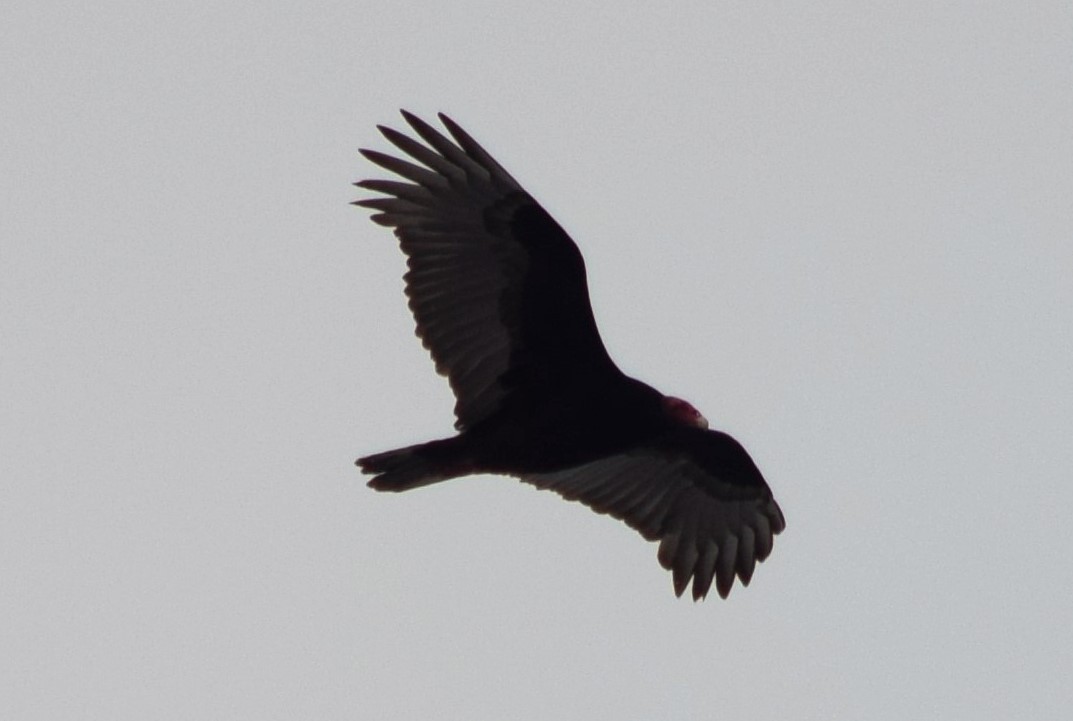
{"left": 355, "top": 111, "right": 784, "bottom": 600}
{"left": 452, "top": 376, "right": 669, "bottom": 475}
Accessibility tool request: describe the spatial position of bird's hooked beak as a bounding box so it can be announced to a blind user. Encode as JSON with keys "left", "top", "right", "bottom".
{"left": 662, "top": 396, "right": 709, "bottom": 429}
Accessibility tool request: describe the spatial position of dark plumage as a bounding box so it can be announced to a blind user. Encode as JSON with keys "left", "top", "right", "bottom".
{"left": 355, "top": 111, "right": 784, "bottom": 600}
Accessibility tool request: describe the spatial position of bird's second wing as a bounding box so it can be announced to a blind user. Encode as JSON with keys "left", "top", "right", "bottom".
{"left": 356, "top": 112, "right": 618, "bottom": 430}
{"left": 519, "top": 428, "right": 785, "bottom": 600}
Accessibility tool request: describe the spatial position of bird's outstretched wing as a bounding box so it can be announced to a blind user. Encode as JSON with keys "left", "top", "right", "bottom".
{"left": 356, "top": 112, "right": 618, "bottom": 430}
{"left": 520, "top": 428, "right": 785, "bottom": 600}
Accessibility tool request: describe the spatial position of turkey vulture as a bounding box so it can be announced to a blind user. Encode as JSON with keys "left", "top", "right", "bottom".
{"left": 355, "top": 111, "right": 784, "bottom": 600}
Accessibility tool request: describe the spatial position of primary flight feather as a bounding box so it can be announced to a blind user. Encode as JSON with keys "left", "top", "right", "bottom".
{"left": 355, "top": 111, "right": 784, "bottom": 600}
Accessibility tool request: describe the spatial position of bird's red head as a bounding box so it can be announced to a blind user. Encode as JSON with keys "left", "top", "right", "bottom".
{"left": 662, "top": 396, "right": 709, "bottom": 429}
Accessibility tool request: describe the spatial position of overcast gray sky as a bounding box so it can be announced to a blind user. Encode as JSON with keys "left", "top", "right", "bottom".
{"left": 3, "top": 2, "right": 1072, "bottom": 719}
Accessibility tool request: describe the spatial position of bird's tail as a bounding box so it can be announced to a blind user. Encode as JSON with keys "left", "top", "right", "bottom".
{"left": 357, "top": 438, "right": 471, "bottom": 492}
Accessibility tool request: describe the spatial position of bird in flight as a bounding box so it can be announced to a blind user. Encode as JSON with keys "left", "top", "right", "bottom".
{"left": 355, "top": 111, "right": 784, "bottom": 600}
